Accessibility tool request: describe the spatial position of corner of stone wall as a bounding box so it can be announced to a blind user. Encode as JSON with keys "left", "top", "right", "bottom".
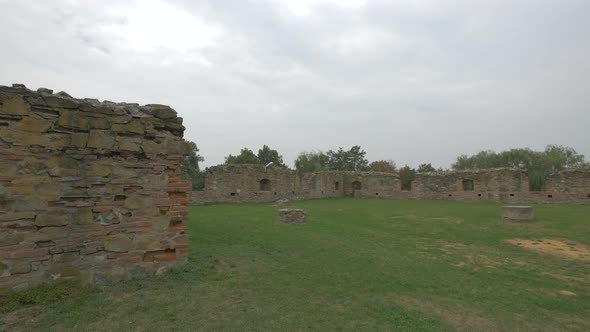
{"left": 0, "top": 84, "right": 191, "bottom": 291}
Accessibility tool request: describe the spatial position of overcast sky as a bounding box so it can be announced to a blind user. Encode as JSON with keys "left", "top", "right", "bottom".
{"left": 1, "top": 0, "right": 589, "bottom": 168}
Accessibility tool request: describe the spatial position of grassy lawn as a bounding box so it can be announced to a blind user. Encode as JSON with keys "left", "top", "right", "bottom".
{"left": 1, "top": 199, "right": 589, "bottom": 331}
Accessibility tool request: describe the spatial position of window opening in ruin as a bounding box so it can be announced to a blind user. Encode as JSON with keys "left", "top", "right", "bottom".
{"left": 352, "top": 181, "right": 362, "bottom": 190}
{"left": 259, "top": 179, "right": 271, "bottom": 191}
{"left": 401, "top": 181, "right": 412, "bottom": 191}
{"left": 587, "top": 193, "right": 590, "bottom": 198}
{"left": 478, "top": 193, "right": 482, "bottom": 197}
{"left": 335, "top": 181, "right": 340, "bottom": 191}
{"left": 509, "top": 194, "right": 515, "bottom": 197}
{"left": 462, "top": 179, "right": 474, "bottom": 191}
{"left": 375, "top": 193, "right": 379, "bottom": 196}
{"left": 230, "top": 192, "right": 236, "bottom": 196}
{"left": 547, "top": 194, "right": 553, "bottom": 198}
{"left": 448, "top": 194, "right": 453, "bottom": 197}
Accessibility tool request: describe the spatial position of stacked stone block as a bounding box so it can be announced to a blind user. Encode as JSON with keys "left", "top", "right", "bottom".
{"left": 0, "top": 84, "right": 190, "bottom": 291}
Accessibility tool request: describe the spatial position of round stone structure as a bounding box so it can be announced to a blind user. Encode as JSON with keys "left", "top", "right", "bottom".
{"left": 279, "top": 209, "right": 307, "bottom": 225}
{"left": 502, "top": 206, "right": 534, "bottom": 222}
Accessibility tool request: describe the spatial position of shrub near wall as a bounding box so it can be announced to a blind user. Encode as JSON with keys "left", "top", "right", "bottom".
{"left": 0, "top": 84, "right": 191, "bottom": 291}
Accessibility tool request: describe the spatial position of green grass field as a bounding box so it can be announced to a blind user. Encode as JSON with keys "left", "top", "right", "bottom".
{"left": 2, "top": 199, "right": 589, "bottom": 331}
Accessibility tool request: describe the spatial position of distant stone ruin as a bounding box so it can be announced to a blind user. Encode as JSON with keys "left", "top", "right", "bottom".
{"left": 0, "top": 84, "right": 190, "bottom": 291}
{"left": 192, "top": 165, "right": 590, "bottom": 205}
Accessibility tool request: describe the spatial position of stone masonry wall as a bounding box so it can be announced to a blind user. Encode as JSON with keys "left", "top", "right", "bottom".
{"left": 0, "top": 84, "right": 190, "bottom": 291}
{"left": 192, "top": 166, "right": 590, "bottom": 205}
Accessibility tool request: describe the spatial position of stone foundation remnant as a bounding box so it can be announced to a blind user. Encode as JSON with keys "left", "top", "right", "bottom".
{"left": 502, "top": 206, "right": 534, "bottom": 222}
{"left": 279, "top": 209, "right": 306, "bottom": 225}
{"left": 0, "top": 84, "right": 191, "bottom": 292}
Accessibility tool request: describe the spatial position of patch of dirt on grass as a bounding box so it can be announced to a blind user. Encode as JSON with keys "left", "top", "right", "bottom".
{"left": 438, "top": 240, "right": 467, "bottom": 250}
{"left": 541, "top": 272, "right": 588, "bottom": 284}
{"left": 390, "top": 214, "right": 417, "bottom": 220}
{"left": 453, "top": 255, "right": 501, "bottom": 270}
{"left": 431, "top": 217, "right": 463, "bottom": 224}
{"left": 505, "top": 238, "right": 590, "bottom": 261}
{"left": 557, "top": 290, "right": 577, "bottom": 296}
{"left": 394, "top": 295, "right": 500, "bottom": 331}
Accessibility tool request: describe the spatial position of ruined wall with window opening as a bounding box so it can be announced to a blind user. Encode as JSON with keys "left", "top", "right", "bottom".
{"left": 192, "top": 166, "right": 590, "bottom": 205}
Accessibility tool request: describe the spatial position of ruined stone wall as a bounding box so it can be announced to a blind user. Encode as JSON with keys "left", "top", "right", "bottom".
{"left": 412, "top": 169, "right": 529, "bottom": 201}
{"left": 200, "top": 164, "right": 300, "bottom": 203}
{"left": 193, "top": 167, "right": 401, "bottom": 203}
{"left": 0, "top": 84, "right": 190, "bottom": 291}
{"left": 192, "top": 166, "right": 590, "bottom": 205}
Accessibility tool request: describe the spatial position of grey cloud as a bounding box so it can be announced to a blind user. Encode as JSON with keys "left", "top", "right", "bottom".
{"left": 0, "top": 0, "right": 588, "bottom": 168}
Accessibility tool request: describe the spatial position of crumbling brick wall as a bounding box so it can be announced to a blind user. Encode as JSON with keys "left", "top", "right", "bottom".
{"left": 0, "top": 84, "right": 190, "bottom": 291}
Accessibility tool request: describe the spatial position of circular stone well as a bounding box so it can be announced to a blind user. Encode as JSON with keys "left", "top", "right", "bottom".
{"left": 502, "top": 206, "right": 534, "bottom": 222}
{"left": 279, "top": 209, "right": 306, "bottom": 225}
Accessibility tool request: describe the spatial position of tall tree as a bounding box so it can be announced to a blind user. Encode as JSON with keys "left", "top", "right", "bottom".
{"left": 225, "top": 148, "right": 259, "bottom": 164}
{"left": 295, "top": 151, "right": 329, "bottom": 175}
{"left": 399, "top": 165, "right": 416, "bottom": 191}
{"left": 257, "top": 145, "right": 286, "bottom": 167}
{"left": 180, "top": 141, "right": 205, "bottom": 190}
{"left": 327, "top": 146, "right": 369, "bottom": 171}
{"left": 369, "top": 160, "right": 397, "bottom": 173}
{"left": 452, "top": 145, "right": 587, "bottom": 191}
{"left": 416, "top": 163, "right": 436, "bottom": 173}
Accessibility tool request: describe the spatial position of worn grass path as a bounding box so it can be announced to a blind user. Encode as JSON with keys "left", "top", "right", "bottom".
{"left": 1, "top": 199, "right": 589, "bottom": 331}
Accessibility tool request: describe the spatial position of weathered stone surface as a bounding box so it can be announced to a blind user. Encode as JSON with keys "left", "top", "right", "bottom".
{"left": 124, "top": 194, "right": 152, "bottom": 210}
{"left": 69, "top": 133, "right": 88, "bottom": 148}
{"left": 46, "top": 157, "right": 80, "bottom": 177}
{"left": 15, "top": 116, "right": 53, "bottom": 132}
{"left": 0, "top": 212, "right": 36, "bottom": 222}
{"left": 0, "top": 233, "right": 24, "bottom": 247}
{"left": 142, "top": 104, "right": 177, "bottom": 119}
{"left": 37, "top": 88, "right": 53, "bottom": 94}
{"left": 116, "top": 136, "right": 142, "bottom": 152}
{"left": 44, "top": 95, "right": 79, "bottom": 109}
{"left": 10, "top": 262, "right": 32, "bottom": 275}
{"left": 112, "top": 121, "right": 144, "bottom": 135}
{"left": 88, "top": 117, "right": 110, "bottom": 129}
{"left": 57, "top": 111, "right": 89, "bottom": 130}
{"left": 87, "top": 130, "right": 116, "bottom": 149}
{"left": 105, "top": 234, "right": 133, "bottom": 252}
{"left": 72, "top": 208, "right": 94, "bottom": 225}
{"left": 0, "top": 95, "right": 29, "bottom": 115}
{"left": 35, "top": 210, "right": 72, "bottom": 226}
{"left": 136, "top": 234, "right": 162, "bottom": 251}
{"left": 0, "top": 85, "right": 189, "bottom": 292}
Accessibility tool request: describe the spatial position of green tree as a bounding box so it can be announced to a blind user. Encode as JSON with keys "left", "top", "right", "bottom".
{"left": 180, "top": 141, "right": 205, "bottom": 190}
{"left": 257, "top": 145, "right": 286, "bottom": 167}
{"left": 225, "top": 148, "right": 259, "bottom": 164}
{"left": 369, "top": 160, "right": 397, "bottom": 173}
{"left": 451, "top": 145, "right": 587, "bottom": 191}
{"left": 399, "top": 165, "right": 416, "bottom": 191}
{"left": 416, "top": 163, "right": 436, "bottom": 173}
{"left": 295, "top": 151, "right": 329, "bottom": 175}
{"left": 327, "top": 146, "right": 369, "bottom": 171}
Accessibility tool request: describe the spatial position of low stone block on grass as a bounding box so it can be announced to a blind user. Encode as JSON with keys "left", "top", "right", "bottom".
{"left": 502, "top": 206, "right": 534, "bottom": 222}
{"left": 279, "top": 209, "right": 306, "bottom": 225}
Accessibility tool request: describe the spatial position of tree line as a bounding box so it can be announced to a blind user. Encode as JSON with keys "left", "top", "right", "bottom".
{"left": 180, "top": 143, "right": 588, "bottom": 191}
